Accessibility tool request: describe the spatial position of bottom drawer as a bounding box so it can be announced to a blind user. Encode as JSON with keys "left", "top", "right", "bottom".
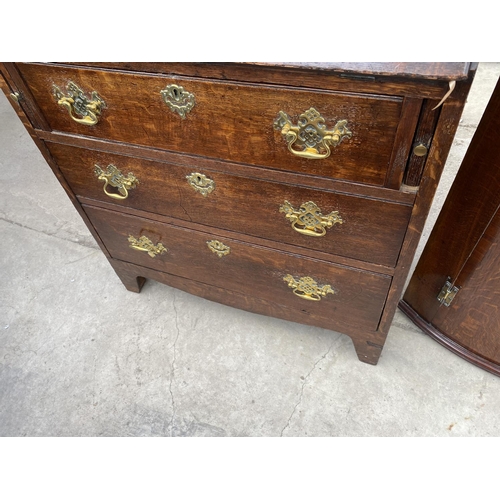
{"left": 84, "top": 205, "right": 392, "bottom": 332}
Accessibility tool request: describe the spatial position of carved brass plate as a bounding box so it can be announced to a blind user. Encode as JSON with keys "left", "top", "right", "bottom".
{"left": 279, "top": 201, "right": 343, "bottom": 237}
{"left": 186, "top": 172, "right": 215, "bottom": 197}
{"left": 283, "top": 275, "right": 334, "bottom": 301}
{"left": 128, "top": 235, "right": 167, "bottom": 258}
{"left": 53, "top": 81, "right": 105, "bottom": 126}
{"left": 160, "top": 84, "right": 195, "bottom": 119}
{"left": 274, "top": 107, "right": 352, "bottom": 159}
{"left": 94, "top": 164, "right": 139, "bottom": 200}
{"left": 207, "top": 240, "right": 230, "bottom": 257}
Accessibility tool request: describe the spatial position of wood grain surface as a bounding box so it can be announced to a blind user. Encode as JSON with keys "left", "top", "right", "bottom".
{"left": 0, "top": 61, "right": 476, "bottom": 366}
{"left": 403, "top": 77, "right": 500, "bottom": 322}
{"left": 401, "top": 77, "right": 500, "bottom": 374}
{"left": 84, "top": 204, "right": 392, "bottom": 333}
{"left": 56, "top": 62, "right": 462, "bottom": 100}
{"left": 47, "top": 142, "right": 412, "bottom": 267}
{"left": 17, "top": 63, "right": 408, "bottom": 188}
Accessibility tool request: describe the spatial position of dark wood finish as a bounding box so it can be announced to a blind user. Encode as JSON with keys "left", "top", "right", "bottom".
{"left": 70, "top": 62, "right": 471, "bottom": 80}
{"left": 39, "top": 131, "right": 416, "bottom": 205}
{"left": 109, "top": 258, "right": 385, "bottom": 364}
{"left": 47, "top": 142, "right": 412, "bottom": 267}
{"left": 1, "top": 62, "right": 51, "bottom": 131}
{"left": 378, "top": 74, "right": 476, "bottom": 336}
{"left": 403, "top": 99, "right": 442, "bottom": 186}
{"left": 251, "top": 63, "right": 472, "bottom": 81}
{"left": 85, "top": 205, "right": 392, "bottom": 333}
{"left": 384, "top": 97, "right": 423, "bottom": 189}
{"left": 401, "top": 77, "right": 500, "bottom": 376}
{"left": 17, "top": 63, "right": 410, "bottom": 189}
{"left": 78, "top": 196, "right": 397, "bottom": 277}
{"left": 403, "top": 77, "right": 500, "bottom": 321}
{"left": 431, "top": 208, "right": 500, "bottom": 364}
{"left": 0, "top": 62, "right": 476, "bottom": 365}
{"left": 399, "top": 301, "right": 500, "bottom": 376}
{"left": 60, "top": 62, "right": 465, "bottom": 100}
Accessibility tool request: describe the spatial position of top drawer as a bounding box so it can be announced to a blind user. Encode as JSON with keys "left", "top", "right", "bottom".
{"left": 17, "top": 63, "right": 411, "bottom": 188}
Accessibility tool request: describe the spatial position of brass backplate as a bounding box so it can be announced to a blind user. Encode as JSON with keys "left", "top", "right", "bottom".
{"left": 283, "top": 274, "right": 334, "bottom": 301}
{"left": 207, "top": 240, "right": 230, "bottom": 257}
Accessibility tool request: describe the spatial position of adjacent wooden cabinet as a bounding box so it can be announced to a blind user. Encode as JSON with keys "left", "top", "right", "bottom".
{"left": 0, "top": 62, "right": 475, "bottom": 365}
{"left": 400, "top": 77, "right": 500, "bottom": 376}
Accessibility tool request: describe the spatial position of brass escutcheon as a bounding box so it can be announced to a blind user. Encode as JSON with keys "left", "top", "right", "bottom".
{"left": 274, "top": 107, "right": 352, "bottom": 159}
{"left": 53, "top": 81, "right": 105, "bottom": 126}
{"left": 186, "top": 172, "right": 215, "bottom": 197}
{"left": 279, "top": 200, "right": 343, "bottom": 237}
{"left": 283, "top": 275, "right": 334, "bottom": 301}
{"left": 128, "top": 235, "right": 167, "bottom": 258}
{"left": 160, "top": 84, "right": 195, "bottom": 119}
{"left": 207, "top": 240, "right": 230, "bottom": 257}
{"left": 94, "top": 164, "right": 139, "bottom": 200}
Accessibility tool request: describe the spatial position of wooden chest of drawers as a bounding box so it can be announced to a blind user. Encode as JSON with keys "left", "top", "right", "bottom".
{"left": 0, "top": 62, "right": 476, "bottom": 365}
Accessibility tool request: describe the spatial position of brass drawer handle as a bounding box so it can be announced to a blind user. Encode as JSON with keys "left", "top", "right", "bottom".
{"left": 279, "top": 201, "right": 343, "bottom": 237}
{"left": 274, "top": 107, "right": 352, "bottom": 159}
{"left": 186, "top": 172, "right": 215, "bottom": 197}
{"left": 207, "top": 240, "right": 230, "bottom": 257}
{"left": 53, "top": 81, "right": 105, "bottom": 126}
{"left": 283, "top": 275, "right": 334, "bottom": 301}
{"left": 160, "top": 84, "right": 195, "bottom": 119}
{"left": 94, "top": 164, "right": 139, "bottom": 200}
{"left": 128, "top": 235, "right": 167, "bottom": 258}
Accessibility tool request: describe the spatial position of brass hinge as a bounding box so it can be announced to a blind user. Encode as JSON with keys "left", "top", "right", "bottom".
{"left": 437, "top": 277, "right": 460, "bottom": 307}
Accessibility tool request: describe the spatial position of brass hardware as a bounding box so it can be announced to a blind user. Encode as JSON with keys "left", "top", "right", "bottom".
{"left": 128, "top": 235, "right": 167, "bottom": 258}
{"left": 413, "top": 144, "right": 428, "bottom": 157}
{"left": 207, "top": 240, "right": 230, "bottom": 257}
{"left": 437, "top": 277, "right": 460, "bottom": 307}
{"left": 160, "top": 84, "right": 195, "bottom": 119}
{"left": 283, "top": 275, "right": 334, "bottom": 301}
{"left": 279, "top": 200, "right": 343, "bottom": 237}
{"left": 94, "top": 164, "right": 139, "bottom": 200}
{"left": 10, "top": 92, "right": 21, "bottom": 103}
{"left": 186, "top": 172, "right": 215, "bottom": 197}
{"left": 273, "top": 107, "right": 352, "bottom": 159}
{"left": 53, "top": 81, "right": 105, "bottom": 126}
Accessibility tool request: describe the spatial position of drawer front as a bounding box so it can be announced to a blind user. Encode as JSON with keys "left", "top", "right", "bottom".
{"left": 19, "top": 63, "right": 405, "bottom": 187}
{"left": 49, "top": 142, "right": 412, "bottom": 267}
{"left": 84, "top": 205, "right": 392, "bottom": 332}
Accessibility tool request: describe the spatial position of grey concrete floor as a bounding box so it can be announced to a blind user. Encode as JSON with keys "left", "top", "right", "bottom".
{"left": 1, "top": 63, "right": 500, "bottom": 437}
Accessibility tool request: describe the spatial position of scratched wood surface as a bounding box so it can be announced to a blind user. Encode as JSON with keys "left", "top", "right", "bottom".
{"left": 432, "top": 209, "right": 500, "bottom": 364}
{"left": 0, "top": 62, "right": 476, "bottom": 365}
{"left": 47, "top": 142, "right": 412, "bottom": 268}
{"left": 17, "top": 62, "right": 408, "bottom": 188}
{"left": 59, "top": 62, "right": 463, "bottom": 100}
{"left": 401, "top": 77, "right": 500, "bottom": 374}
{"left": 84, "top": 204, "right": 392, "bottom": 334}
{"left": 403, "top": 78, "right": 500, "bottom": 322}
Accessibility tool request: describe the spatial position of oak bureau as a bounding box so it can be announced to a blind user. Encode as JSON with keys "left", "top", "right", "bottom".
{"left": 0, "top": 62, "right": 476, "bottom": 365}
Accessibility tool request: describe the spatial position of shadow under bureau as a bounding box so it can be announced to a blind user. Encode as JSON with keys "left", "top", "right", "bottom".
{"left": 0, "top": 62, "right": 475, "bottom": 365}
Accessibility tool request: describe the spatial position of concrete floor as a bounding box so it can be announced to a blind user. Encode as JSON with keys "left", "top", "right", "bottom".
{"left": 1, "top": 63, "right": 500, "bottom": 437}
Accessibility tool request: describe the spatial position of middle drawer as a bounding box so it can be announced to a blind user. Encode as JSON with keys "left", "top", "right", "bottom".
{"left": 48, "top": 142, "right": 412, "bottom": 268}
